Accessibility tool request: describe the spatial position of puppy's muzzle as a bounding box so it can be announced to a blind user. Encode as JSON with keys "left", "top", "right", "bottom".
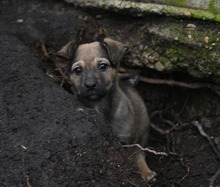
{"left": 84, "top": 79, "right": 97, "bottom": 90}
{"left": 79, "top": 78, "right": 106, "bottom": 100}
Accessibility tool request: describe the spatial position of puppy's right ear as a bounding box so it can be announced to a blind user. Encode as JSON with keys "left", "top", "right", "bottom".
{"left": 57, "top": 40, "right": 78, "bottom": 60}
{"left": 56, "top": 40, "right": 78, "bottom": 72}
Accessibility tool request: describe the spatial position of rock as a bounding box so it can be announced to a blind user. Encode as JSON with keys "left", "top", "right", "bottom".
{"left": 64, "top": 0, "right": 220, "bottom": 81}
{"left": 65, "top": 0, "right": 220, "bottom": 22}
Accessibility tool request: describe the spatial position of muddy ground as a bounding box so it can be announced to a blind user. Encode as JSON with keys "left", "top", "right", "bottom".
{"left": 1, "top": 0, "right": 220, "bottom": 186}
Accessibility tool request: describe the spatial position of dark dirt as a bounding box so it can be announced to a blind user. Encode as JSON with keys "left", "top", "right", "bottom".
{"left": 1, "top": 0, "right": 220, "bottom": 187}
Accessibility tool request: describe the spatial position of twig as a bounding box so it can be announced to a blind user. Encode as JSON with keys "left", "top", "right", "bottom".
{"left": 150, "top": 111, "right": 178, "bottom": 134}
{"left": 20, "top": 145, "right": 33, "bottom": 187}
{"left": 37, "top": 41, "right": 73, "bottom": 86}
{"left": 150, "top": 122, "right": 178, "bottom": 135}
{"left": 178, "top": 159, "right": 190, "bottom": 184}
{"left": 37, "top": 41, "right": 50, "bottom": 58}
{"left": 26, "top": 175, "right": 33, "bottom": 187}
{"left": 165, "top": 134, "right": 191, "bottom": 184}
{"left": 151, "top": 111, "right": 176, "bottom": 127}
{"left": 118, "top": 68, "right": 220, "bottom": 96}
{"left": 139, "top": 76, "right": 220, "bottom": 91}
{"left": 209, "top": 168, "right": 220, "bottom": 187}
{"left": 123, "top": 144, "right": 168, "bottom": 156}
{"left": 53, "top": 61, "right": 71, "bottom": 86}
{"left": 193, "top": 121, "right": 220, "bottom": 160}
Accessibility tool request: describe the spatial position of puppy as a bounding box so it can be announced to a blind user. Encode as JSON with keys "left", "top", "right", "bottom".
{"left": 57, "top": 38, "right": 156, "bottom": 182}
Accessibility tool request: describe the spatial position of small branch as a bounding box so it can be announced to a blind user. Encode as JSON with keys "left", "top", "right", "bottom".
{"left": 150, "top": 122, "right": 178, "bottom": 135}
{"left": 139, "top": 76, "right": 220, "bottom": 96}
{"left": 26, "top": 175, "right": 33, "bottom": 187}
{"left": 37, "top": 41, "right": 73, "bottom": 86}
{"left": 53, "top": 61, "right": 72, "bottom": 86}
{"left": 119, "top": 68, "right": 220, "bottom": 96}
{"left": 193, "top": 121, "right": 220, "bottom": 160}
{"left": 37, "top": 41, "right": 50, "bottom": 58}
{"left": 178, "top": 160, "right": 190, "bottom": 184}
{"left": 150, "top": 111, "right": 178, "bottom": 134}
{"left": 150, "top": 111, "right": 176, "bottom": 127}
{"left": 20, "top": 145, "right": 33, "bottom": 187}
{"left": 123, "top": 144, "right": 168, "bottom": 156}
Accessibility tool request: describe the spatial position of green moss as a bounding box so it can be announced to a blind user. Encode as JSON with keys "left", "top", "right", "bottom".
{"left": 190, "top": 9, "right": 215, "bottom": 20}
{"left": 209, "top": 0, "right": 220, "bottom": 14}
{"left": 159, "top": 57, "right": 172, "bottom": 70}
{"left": 166, "top": 0, "right": 187, "bottom": 7}
{"left": 215, "top": 14, "right": 220, "bottom": 22}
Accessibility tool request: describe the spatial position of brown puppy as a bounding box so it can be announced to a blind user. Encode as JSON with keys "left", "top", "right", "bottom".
{"left": 57, "top": 38, "right": 156, "bottom": 182}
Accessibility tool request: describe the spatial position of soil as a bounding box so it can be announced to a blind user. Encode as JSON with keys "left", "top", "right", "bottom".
{"left": 1, "top": 0, "right": 220, "bottom": 186}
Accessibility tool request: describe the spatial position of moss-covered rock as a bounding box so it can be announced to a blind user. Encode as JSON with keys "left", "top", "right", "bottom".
{"left": 124, "top": 20, "right": 220, "bottom": 78}
{"left": 66, "top": 0, "right": 220, "bottom": 22}
{"left": 65, "top": 0, "right": 220, "bottom": 79}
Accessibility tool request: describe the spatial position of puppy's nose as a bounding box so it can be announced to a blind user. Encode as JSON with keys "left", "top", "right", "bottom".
{"left": 84, "top": 81, "right": 97, "bottom": 89}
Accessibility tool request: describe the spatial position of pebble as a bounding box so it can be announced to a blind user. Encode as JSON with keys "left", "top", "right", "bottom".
{"left": 187, "top": 34, "right": 192, "bottom": 39}
{"left": 214, "top": 137, "right": 220, "bottom": 145}
{"left": 138, "top": 44, "right": 144, "bottom": 50}
{"left": 44, "top": 151, "right": 51, "bottom": 159}
{"left": 186, "top": 23, "right": 196, "bottom": 29}
{"left": 184, "top": 10, "right": 191, "bottom": 17}
{"left": 77, "top": 108, "right": 84, "bottom": 112}
{"left": 17, "top": 19, "right": 23, "bottom": 23}
{"left": 204, "top": 36, "right": 209, "bottom": 44}
{"left": 155, "top": 62, "right": 165, "bottom": 72}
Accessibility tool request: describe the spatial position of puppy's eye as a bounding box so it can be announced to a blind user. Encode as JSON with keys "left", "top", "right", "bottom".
{"left": 73, "top": 67, "right": 83, "bottom": 75}
{"left": 98, "top": 63, "right": 108, "bottom": 72}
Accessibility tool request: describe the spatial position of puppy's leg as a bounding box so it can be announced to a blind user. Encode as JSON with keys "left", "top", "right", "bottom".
{"left": 136, "top": 152, "right": 156, "bottom": 182}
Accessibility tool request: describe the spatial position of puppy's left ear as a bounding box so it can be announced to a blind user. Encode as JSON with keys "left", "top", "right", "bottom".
{"left": 102, "top": 38, "right": 128, "bottom": 66}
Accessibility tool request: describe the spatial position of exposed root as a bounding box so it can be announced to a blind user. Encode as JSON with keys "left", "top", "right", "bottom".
{"left": 177, "top": 158, "right": 190, "bottom": 185}
{"left": 193, "top": 121, "right": 220, "bottom": 160}
{"left": 139, "top": 76, "right": 220, "bottom": 96}
{"left": 37, "top": 41, "right": 73, "bottom": 86}
{"left": 123, "top": 144, "right": 168, "bottom": 156}
{"left": 150, "top": 122, "right": 178, "bottom": 135}
{"left": 26, "top": 175, "right": 33, "bottom": 187}
{"left": 36, "top": 41, "right": 50, "bottom": 58}
{"left": 150, "top": 111, "right": 179, "bottom": 134}
{"left": 20, "top": 145, "right": 33, "bottom": 187}
{"left": 193, "top": 121, "right": 220, "bottom": 186}
{"left": 118, "top": 67, "right": 220, "bottom": 96}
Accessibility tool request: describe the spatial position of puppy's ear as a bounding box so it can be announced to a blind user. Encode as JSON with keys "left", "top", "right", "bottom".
{"left": 102, "top": 38, "right": 128, "bottom": 66}
{"left": 57, "top": 40, "right": 78, "bottom": 59}
{"left": 56, "top": 40, "right": 78, "bottom": 72}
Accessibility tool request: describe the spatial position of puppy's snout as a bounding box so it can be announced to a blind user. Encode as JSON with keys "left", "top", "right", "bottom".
{"left": 84, "top": 80, "right": 97, "bottom": 89}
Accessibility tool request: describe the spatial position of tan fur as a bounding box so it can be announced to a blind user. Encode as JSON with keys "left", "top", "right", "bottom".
{"left": 136, "top": 152, "right": 156, "bottom": 182}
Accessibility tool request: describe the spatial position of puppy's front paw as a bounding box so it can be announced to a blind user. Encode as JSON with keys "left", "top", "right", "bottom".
{"left": 142, "top": 170, "right": 157, "bottom": 183}
{"left": 136, "top": 153, "right": 156, "bottom": 183}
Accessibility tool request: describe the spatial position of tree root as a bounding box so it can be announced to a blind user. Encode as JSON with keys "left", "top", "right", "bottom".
{"left": 123, "top": 144, "right": 168, "bottom": 156}
{"left": 119, "top": 67, "right": 220, "bottom": 97}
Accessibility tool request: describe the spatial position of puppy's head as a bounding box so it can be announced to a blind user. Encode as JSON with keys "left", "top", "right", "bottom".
{"left": 57, "top": 38, "right": 127, "bottom": 101}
